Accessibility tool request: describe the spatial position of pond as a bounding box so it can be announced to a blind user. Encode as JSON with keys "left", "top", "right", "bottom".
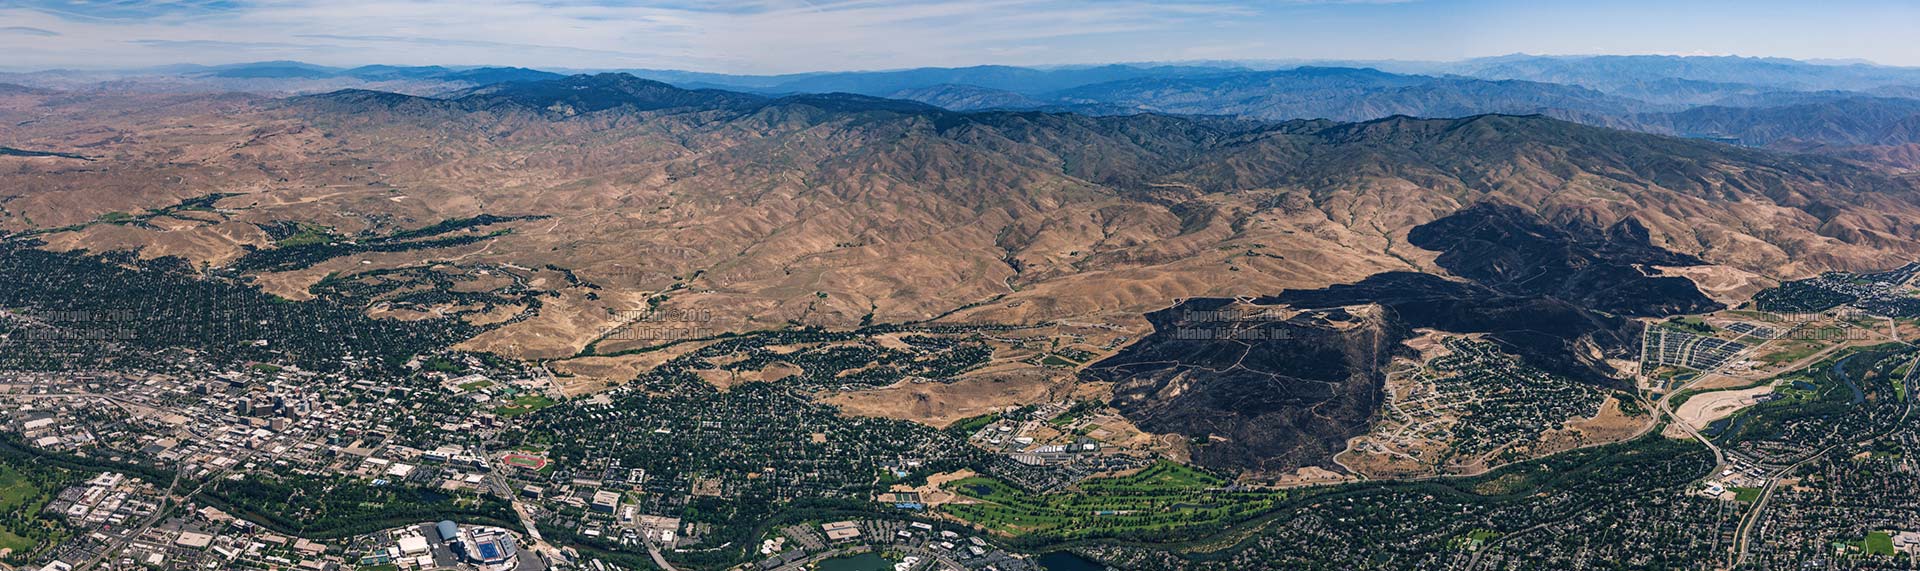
{"left": 815, "top": 552, "right": 893, "bottom": 571}
{"left": 1038, "top": 551, "right": 1106, "bottom": 571}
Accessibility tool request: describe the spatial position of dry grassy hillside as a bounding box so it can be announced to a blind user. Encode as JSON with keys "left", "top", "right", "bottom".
{"left": 4, "top": 74, "right": 1919, "bottom": 360}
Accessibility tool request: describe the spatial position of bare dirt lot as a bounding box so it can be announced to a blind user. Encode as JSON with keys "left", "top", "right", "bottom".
{"left": 1667, "top": 384, "right": 1776, "bottom": 437}
{"left": 896, "top": 469, "right": 977, "bottom": 510}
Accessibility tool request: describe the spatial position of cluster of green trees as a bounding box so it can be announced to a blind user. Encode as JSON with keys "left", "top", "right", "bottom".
{"left": 231, "top": 214, "right": 544, "bottom": 272}
{"left": 198, "top": 471, "right": 518, "bottom": 539}
{"left": 0, "top": 242, "right": 482, "bottom": 372}
{"left": 1078, "top": 437, "right": 1717, "bottom": 570}
{"left": 310, "top": 263, "right": 543, "bottom": 324}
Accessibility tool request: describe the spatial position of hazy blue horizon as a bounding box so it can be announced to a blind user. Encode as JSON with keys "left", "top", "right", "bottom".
{"left": 10, "top": 52, "right": 1920, "bottom": 77}
{"left": 4, "top": 0, "right": 1918, "bottom": 74}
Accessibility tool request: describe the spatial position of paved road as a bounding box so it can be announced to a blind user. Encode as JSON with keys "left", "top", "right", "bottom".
{"left": 645, "top": 537, "right": 679, "bottom": 571}
{"left": 75, "top": 429, "right": 310, "bottom": 571}
{"left": 476, "top": 441, "right": 566, "bottom": 566}
{"left": 74, "top": 470, "right": 183, "bottom": 571}
{"left": 1726, "top": 351, "right": 1920, "bottom": 570}
{"left": 1469, "top": 320, "right": 1796, "bottom": 570}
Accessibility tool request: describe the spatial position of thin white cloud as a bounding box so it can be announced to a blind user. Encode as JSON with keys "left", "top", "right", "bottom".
{"left": 0, "top": 0, "right": 1271, "bottom": 71}
{"left": 0, "top": 25, "right": 60, "bottom": 36}
{"left": 4, "top": 0, "right": 1918, "bottom": 72}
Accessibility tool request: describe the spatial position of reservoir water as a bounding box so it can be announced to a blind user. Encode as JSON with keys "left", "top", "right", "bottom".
{"left": 1038, "top": 551, "right": 1106, "bottom": 571}
{"left": 815, "top": 552, "right": 893, "bottom": 571}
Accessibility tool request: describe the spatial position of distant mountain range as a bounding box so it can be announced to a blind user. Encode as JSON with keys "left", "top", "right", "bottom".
{"left": 1456, "top": 54, "right": 1920, "bottom": 97}
{"left": 614, "top": 55, "right": 1920, "bottom": 158}
{"left": 141, "top": 60, "right": 560, "bottom": 84}
{"left": 9, "top": 54, "right": 1920, "bottom": 162}
{"left": 176, "top": 61, "right": 564, "bottom": 84}
{"left": 0, "top": 61, "right": 562, "bottom": 96}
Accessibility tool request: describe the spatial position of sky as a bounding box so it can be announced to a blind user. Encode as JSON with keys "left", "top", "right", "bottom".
{"left": 3, "top": 0, "right": 1919, "bottom": 73}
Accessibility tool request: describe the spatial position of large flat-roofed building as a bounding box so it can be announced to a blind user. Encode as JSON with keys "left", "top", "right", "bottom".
{"left": 591, "top": 489, "right": 621, "bottom": 513}
{"left": 173, "top": 532, "right": 214, "bottom": 549}
{"left": 396, "top": 534, "right": 431, "bottom": 556}
{"left": 821, "top": 521, "right": 862, "bottom": 542}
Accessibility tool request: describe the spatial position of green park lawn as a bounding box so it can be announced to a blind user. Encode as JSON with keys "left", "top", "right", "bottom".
{"left": 1863, "top": 531, "right": 1897, "bottom": 556}
{"left": 0, "top": 463, "right": 60, "bottom": 558}
{"left": 941, "top": 461, "right": 1280, "bottom": 541}
{"left": 494, "top": 394, "right": 557, "bottom": 417}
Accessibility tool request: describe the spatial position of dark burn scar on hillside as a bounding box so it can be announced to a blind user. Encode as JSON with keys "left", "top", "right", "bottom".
{"left": 1084, "top": 204, "right": 1721, "bottom": 476}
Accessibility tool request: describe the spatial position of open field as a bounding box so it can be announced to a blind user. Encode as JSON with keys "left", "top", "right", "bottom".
{"left": 1756, "top": 339, "right": 1831, "bottom": 365}
{"left": 0, "top": 464, "right": 36, "bottom": 511}
{"left": 0, "top": 459, "right": 65, "bottom": 561}
{"left": 547, "top": 347, "right": 707, "bottom": 395}
{"left": 1864, "top": 531, "right": 1898, "bottom": 556}
{"left": 0, "top": 464, "right": 44, "bottom": 554}
{"left": 892, "top": 469, "right": 977, "bottom": 510}
{"left": 824, "top": 365, "right": 1073, "bottom": 428}
{"left": 1521, "top": 396, "right": 1656, "bottom": 464}
{"left": 493, "top": 394, "right": 558, "bottom": 417}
